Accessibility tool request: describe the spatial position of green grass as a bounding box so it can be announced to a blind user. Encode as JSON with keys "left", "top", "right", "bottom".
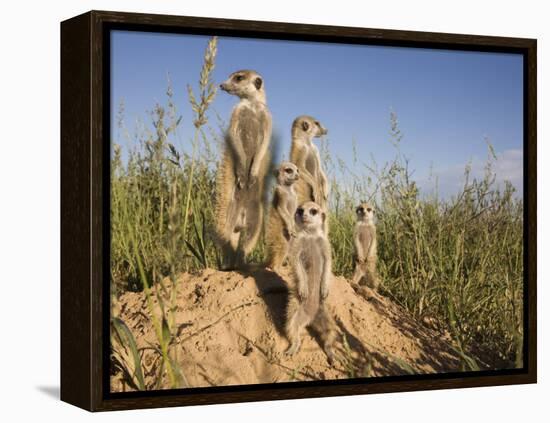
{"left": 110, "top": 37, "right": 523, "bottom": 388}
{"left": 325, "top": 113, "right": 523, "bottom": 369}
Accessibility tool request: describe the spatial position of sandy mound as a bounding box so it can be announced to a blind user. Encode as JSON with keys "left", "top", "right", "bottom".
{"left": 111, "top": 268, "right": 462, "bottom": 391}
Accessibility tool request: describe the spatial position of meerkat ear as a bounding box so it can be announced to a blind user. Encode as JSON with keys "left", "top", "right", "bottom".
{"left": 254, "top": 77, "right": 263, "bottom": 90}
{"left": 321, "top": 211, "right": 326, "bottom": 223}
{"left": 301, "top": 121, "right": 310, "bottom": 131}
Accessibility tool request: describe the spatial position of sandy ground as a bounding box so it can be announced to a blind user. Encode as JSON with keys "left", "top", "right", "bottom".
{"left": 111, "top": 268, "right": 462, "bottom": 392}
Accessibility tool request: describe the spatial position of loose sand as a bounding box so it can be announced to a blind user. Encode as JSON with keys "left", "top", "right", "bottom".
{"left": 111, "top": 268, "right": 462, "bottom": 392}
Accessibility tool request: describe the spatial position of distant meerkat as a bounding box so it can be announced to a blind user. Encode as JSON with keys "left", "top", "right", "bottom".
{"left": 265, "top": 162, "right": 300, "bottom": 272}
{"left": 215, "top": 70, "right": 272, "bottom": 269}
{"left": 352, "top": 202, "right": 379, "bottom": 291}
{"left": 289, "top": 116, "right": 329, "bottom": 211}
{"left": 285, "top": 201, "right": 337, "bottom": 364}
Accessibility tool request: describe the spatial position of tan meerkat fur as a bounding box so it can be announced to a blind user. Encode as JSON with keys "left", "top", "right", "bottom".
{"left": 265, "top": 162, "right": 299, "bottom": 272}
{"left": 289, "top": 116, "right": 329, "bottom": 211}
{"left": 352, "top": 202, "right": 379, "bottom": 291}
{"left": 285, "top": 201, "right": 337, "bottom": 364}
{"left": 215, "top": 70, "right": 272, "bottom": 269}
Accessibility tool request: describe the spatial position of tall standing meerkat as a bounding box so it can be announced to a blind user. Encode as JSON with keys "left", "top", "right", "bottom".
{"left": 285, "top": 201, "right": 337, "bottom": 364}
{"left": 216, "top": 70, "right": 272, "bottom": 269}
{"left": 289, "top": 116, "right": 329, "bottom": 211}
{"left": 352, "top": 202, "right": 380, "bottom": 291}
{"left": 265, "top": 162, "right": 300, "bottom": 272}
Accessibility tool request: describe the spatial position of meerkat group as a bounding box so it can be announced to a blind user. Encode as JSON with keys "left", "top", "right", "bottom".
{"left": 215, "top": 69, "right": 379, "bottom": 361}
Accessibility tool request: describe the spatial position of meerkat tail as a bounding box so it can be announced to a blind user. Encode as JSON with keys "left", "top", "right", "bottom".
{"left": 311, "top": 305, "right": 338, "bottom": 364}
{"left": 214, "top": 155, "right": 239, "bottom": 270}
{"left": 264, "top": 210, "right": 278, "bottom": 264}
{"left": 265, "top": 223, "right": 287, "bottom": 270}
{"left": 240, "top": 198, "right": 263, "bottom": 256}
{"left": 266, "top": 244, "right": 287, "bottom": 270}
{"left": 215, "top": 150, "right": 237, "bottom": 239}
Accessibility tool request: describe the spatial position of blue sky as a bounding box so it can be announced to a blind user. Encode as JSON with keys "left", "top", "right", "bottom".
{"left": 111, "top": 30, "right": 524, "bottom": 197}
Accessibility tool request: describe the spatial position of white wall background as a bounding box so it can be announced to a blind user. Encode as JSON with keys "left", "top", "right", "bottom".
{"left": 0, "top": 0, "right": 546, "bottom": 420}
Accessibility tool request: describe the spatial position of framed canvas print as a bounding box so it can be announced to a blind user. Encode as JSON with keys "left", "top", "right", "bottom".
{"left": 60, "top": 10, "right": 537, "bottom": 411}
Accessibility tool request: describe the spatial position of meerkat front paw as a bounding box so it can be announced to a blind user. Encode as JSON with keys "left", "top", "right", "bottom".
{"left": 287, "top": 227, "right": 297, "bottom": 238}
{"left": 320, "top": 283, "right": 329, "bottom": 300}
{"left": 235, "top": 169, "right": 246, "bottom": 189}
{"left": 298, "top": 285, "right": 309, "bottom": 301}
{"left": 247, "top": 173, "right": 258, "bottom": 188}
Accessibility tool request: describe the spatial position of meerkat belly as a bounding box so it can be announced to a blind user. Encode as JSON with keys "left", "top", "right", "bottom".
{"left": 238, "top": 108, "right": 267, "bottom": 166}
{"left": 358, "top": 227, "right": 373, "bottom": 244}
{"left": 304, "top": 152, "right": 317, "bottom": 178}
{"left": 357, "top": 226, "right": 374, "bottom": 260}
{"left": 285, "top": 196, "right": 297, "bottom": 217}
{"left": 271, "top": 193, "right": 287, "bottom": 236}
{"left": 357, "top": 228, "right": 366, "bottom": 244}
{"left": 300, "top": 241, "right": 323, "bottom": 314}
{"left": 240, "top": 122, "right": 259, "bottom": 163}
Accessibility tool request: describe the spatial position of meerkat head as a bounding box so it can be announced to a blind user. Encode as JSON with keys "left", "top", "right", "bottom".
{"left": 295, "top": 201, "right": 325, "bottom": 233}
{"left": 291, "top": 116, "right": 328, "bottom": 140}
{"left": 356, "top": 202, "right": 375, "bottom": 224}
{"left": 275, "top": 162, "right": 299, "bottom": 186}
{"left": 219, "top": 70, "right": 266, "bottom": 102}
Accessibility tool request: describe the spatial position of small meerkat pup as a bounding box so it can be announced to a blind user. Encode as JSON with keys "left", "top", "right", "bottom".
{"left": 265, "top": 162, "right": 300, "bottom": 272}
{"left": 285, "top": 201, "right": 337, "bottom": 364}
{"left": 352, "top": 202, "right": 379, "bottom": 291}
{"left": 289, "top": 116, "right": 329, "bottom": 211}
{"left": 215, "top": 70, "right": 272, "bottom": 269}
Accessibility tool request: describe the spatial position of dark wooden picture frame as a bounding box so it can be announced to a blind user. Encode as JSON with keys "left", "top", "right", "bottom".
{"left": 61, "top": 10, "right": 536, "bottom": 412}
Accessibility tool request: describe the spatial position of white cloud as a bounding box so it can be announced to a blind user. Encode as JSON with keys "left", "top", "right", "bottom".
{"left": 420, "top": 149, "right": 523, "bottom": 198}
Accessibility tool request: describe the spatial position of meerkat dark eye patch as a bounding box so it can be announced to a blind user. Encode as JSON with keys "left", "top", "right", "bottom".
{"left": 310, "top": 209, "right": 318, "bottom": 216}
{"left": 234, "top": 74, "right": 244, "bottom": 82}
{"left": 284, "top": 168, "right": 293, "bottom": 173}
{"left": 367, "top": 208, "right": 372, "bottom": 212}
{"left": 296, "top": 208, "right": 304, "bottom": 216}
{"left": 301, "top": 121, "right": 309, "bottom": 131}
{"left": 254, "top": 77, "right": 263, "bottom": 90}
